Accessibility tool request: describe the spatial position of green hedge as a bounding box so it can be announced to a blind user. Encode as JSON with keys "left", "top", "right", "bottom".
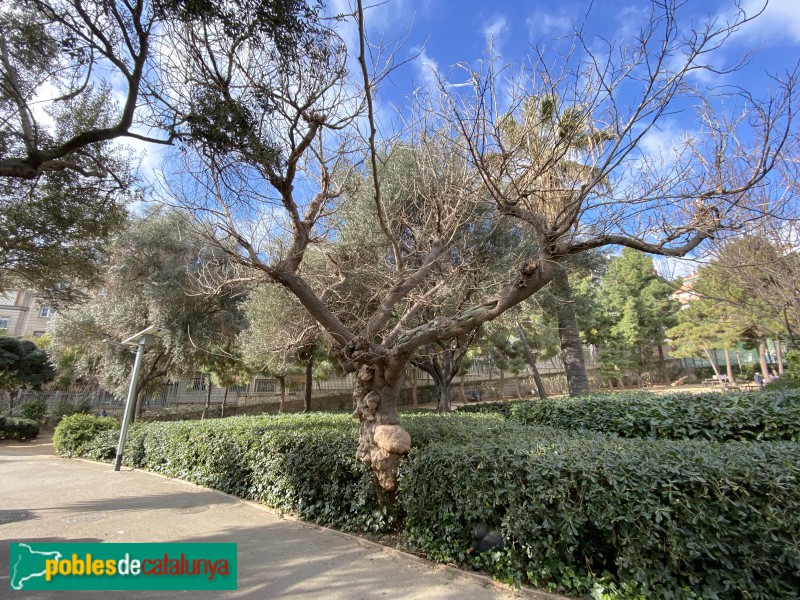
{"left": 400, "top": 429, "right": 800, "bottom": 598}
{"left": 52, "top": 414, "right": 120, "bottom": 456}
{"left": 54, "top": 412, "right": 800, "bottom": 598}
{"left": 0, "top": 416, "right": 39, "bottom": 440}
{"left": 458, "top": 391, "right": 800, "bottom": 442}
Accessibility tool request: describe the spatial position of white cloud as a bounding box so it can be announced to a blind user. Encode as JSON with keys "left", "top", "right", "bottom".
{"left": 482, "top": 15, "right": 509, "bottom": 56}
{"left": 638, "top": 122, "right": 692, "bottom": 166}
{"left": 413, "top": 49, "right": 441, "bottom": 92}
{"left": 526, "top": 10, "right": 572, "bottom": 39}
{"left": 732, "top": 0, "right": 800, "bottom": 44}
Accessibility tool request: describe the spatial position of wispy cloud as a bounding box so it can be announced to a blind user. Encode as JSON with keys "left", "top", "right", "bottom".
{"left": 731, "top": 0, "right": 800, "bottom": 44}
{"left": 526, "top": 10, "right": 572, "bottom": 39}
{"left": 638, "top": 121, "right": 692, "bottom": 166}
{"left": 614, "top": 4, "right": 650, "bottom": 38}
{"left": 482, "top": 15, "right": 509, "bottom": 56}
{"left": 412, "top": 48, "right": 440, "bottom": 91}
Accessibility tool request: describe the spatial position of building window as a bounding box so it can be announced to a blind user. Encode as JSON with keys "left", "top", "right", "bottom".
{"left": 39, "top": 305, "right": 55, "bottom": 318}
{"left": 189, "top": 377, "right": 206, "bottom": 391}
{"left": 254, "top": 379, "right": 275, "bottom": 393}
{"left": 32, "top": 331, "right": 45, "bottom": 338}
{"left": 0, "top": 317, "right": 9, "bottom": 330}
{"left": 227, "top": 383, "right": 248, "bottom": 393}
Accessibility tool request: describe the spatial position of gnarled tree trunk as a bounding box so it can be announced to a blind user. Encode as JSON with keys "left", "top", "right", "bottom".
{"left": 351, "top": 363, "right": 411, "bottom": 491}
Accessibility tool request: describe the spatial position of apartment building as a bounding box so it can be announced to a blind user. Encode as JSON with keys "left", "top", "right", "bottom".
{"left": 0, "top": 289, "right": 55, "bottom": 338}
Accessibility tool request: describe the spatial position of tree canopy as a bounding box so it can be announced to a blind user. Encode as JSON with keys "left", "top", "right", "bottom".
{"left": 47, "top": 209, "right": 245, "bottom": 407}
{"left": 7, "top": 0, "right": 799, "bottom": 489}
{"left": 0, "top": 335, "right": 54, "bottom": 391}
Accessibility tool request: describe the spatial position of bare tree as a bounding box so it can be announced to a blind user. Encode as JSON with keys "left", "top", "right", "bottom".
{"left": 163, "top": 0, "right": 796, "bottom": 489}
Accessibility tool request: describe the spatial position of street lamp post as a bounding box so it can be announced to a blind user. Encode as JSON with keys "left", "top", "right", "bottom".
{"left": 113, "top": 325, "right": 168, "bottom": 471}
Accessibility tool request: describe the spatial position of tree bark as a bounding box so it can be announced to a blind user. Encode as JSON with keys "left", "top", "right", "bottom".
{"left": 221, "top": 387, "right": 228, "bottom": 418}
{"left": 436, "top": 380, "right": 452, "bottom": 413}
{"left": 775, "top": 340, "right": 784, "bottom": 375}
{"left": 498, "top": 368, "right": 505, "bottom": 400}
{"left": 202, "top": 377, "right": 212, "bottom": 420}
{"left": 758, "top": 341, "right": 770, "bottom": 379}
{"left": 277, "top": 375, "right": 286, "bottom": 413}
{"left": 552, "top": 268, "right": 590, "bottom": 396}
{"left": 411, "top": 369, "right": 418, "bottom": 407}
{"left": 724, "top": 349, "right": 735, "bottom": 382}
{"left": 304, "top": 356, "right": 313, "bottom": 412}
{"left": 459, "top": 373, "right": 467, "bottom": 403}
{"left": 657, "top": 344, "right": 668, "bottom": 384}
{"left": 704, "top": 349, "right": 724, "bottom": 383}
{"left": 351, "top": 363, "right": 410, "bottom": 491}
{"left": 516, "top": 323, "right": 547, "bottom": 399}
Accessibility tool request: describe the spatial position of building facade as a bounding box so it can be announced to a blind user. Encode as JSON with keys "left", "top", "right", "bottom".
{"left": 0, "top": 289, "right": 55, "bottom": 338}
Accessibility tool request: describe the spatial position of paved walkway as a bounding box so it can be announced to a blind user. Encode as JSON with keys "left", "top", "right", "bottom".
{"left": 0, "top": 438, "right": 561, "bottom": 599}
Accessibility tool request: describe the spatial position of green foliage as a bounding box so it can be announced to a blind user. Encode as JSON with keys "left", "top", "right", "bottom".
{"left": 764, "top": 376, "right": 800, "bottom": 391}
{"left": 47, "top": 398, "right": 92, "bottom": 425}
{"left": 0, "top": 416, "right": 39, "bottom": 440}
{"left": 593, "top": 249, "right": 679, "bottom": 383}
{"left": 18, "top": 397, "right": 47, "bottom": 422}
{"left": 456, "top": 400, "right": 524, "bottom": 419}
{"left": 0, "top": 81, "right": 134, "bottom": 300}
{"left": 0, "top": 335, "right": 55, "bottom": 391}
{"left": 400, "top": 430, "right": 800, "bottom": 598}
{"left": 52, "top": 414, "right": 119, "bottom": 457}
{"left": 783, "top": 350, "right": 800, "bottom": 380}
{"left": 47, "top": 208, "right": 246, "bottom": 401}
{"left": 53, "top": 410, "right": 800, "bottom": 598}
{"left": 460, "top": 392, "right": 800, "bottom": 442}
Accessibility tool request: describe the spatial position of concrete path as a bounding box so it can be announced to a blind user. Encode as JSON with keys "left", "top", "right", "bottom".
{"left": 0, "top": 438, "right": 561, "bottom": 600}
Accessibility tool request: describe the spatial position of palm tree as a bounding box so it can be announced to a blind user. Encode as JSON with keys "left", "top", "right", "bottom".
{"left": 493, "top": 96, "right": 612, "bottom": 396}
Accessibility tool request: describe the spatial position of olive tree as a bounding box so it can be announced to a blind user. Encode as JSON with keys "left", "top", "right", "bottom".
{"left": 163, "top": 0, "right": 796, "bottom": 489}
{"left": 48, "top": 209, "right": 245, "bottom": 417}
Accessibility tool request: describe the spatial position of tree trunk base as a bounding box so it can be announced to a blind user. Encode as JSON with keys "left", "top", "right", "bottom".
{"left": 351, "top": 365, "right": 411, "bottom": 491}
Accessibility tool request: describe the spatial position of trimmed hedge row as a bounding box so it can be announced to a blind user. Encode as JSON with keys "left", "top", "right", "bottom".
{"left": 458, "top": 391, "right": 800, "bottom": 441}
{"left": 0, "top": 416, "right": 39, "bottom": 440}
{"left": 53, "top": 412, "right": 800, "bottom": 598}
{"left": 400, "top": 430, "right": 800, "bottom": 598}
{"left": 55, "top": 412, "right": 510, "bottom": 532}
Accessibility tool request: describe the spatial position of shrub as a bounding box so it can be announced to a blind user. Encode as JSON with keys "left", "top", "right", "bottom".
{"left": 0, "top": 416, "right": 40, "bottom": 440}
{"left": 53, "top": 414, "right": 119, "bottom": 456}
{"left": 53, "top": 411, "right": 800, "bottom": 598}
{"left": 471, "top": 391, "right": 800, "bottom": 442}
{"left": 48, "top": 398, "right": 92, "bottom": 426}
{"left": 764, "top": 376, "right": 800, "bottom": 391}
{"left": 18, "top": 397, "right": 47, "bottom": 422}
{"left": 400, "top": 429, "right": 800, "bottom": 598}
{"left": 455, "top": 400, "right": 523, "bottom": 419}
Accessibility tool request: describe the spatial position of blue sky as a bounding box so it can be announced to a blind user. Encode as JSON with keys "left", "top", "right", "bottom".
{"left": 329, "top": 0, "right": 799, "bottom": 278}
{"left": 353, "top": 0, "right": 800, "bottom": 100}
{"left": 130, "top": 1, "right": 799, "bottom": 278}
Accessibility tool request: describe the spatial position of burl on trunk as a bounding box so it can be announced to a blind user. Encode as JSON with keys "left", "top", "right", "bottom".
{"left": 351, "top": 364, "right": 411, "bottom": 490}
